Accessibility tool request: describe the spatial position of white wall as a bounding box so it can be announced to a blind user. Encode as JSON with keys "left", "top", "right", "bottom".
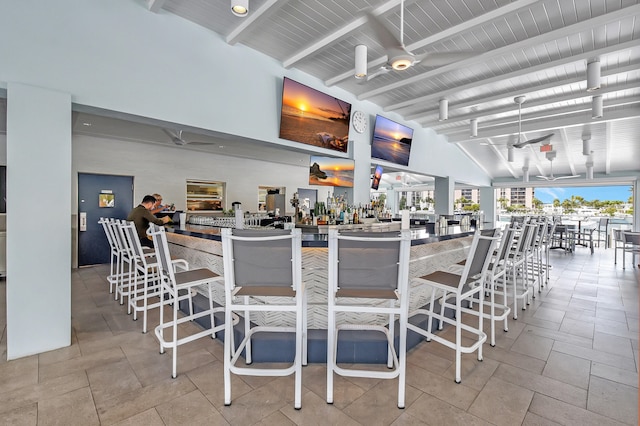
{"left": 72, "top": 135, "right": 312, "bottom": 213}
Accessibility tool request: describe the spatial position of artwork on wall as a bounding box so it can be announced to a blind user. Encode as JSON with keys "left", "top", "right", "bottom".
{"left": 99, "top": 193, "right": 115, "bottom": 208}
{"left": 309, "top": 156, "right": 354, "bottom": 188}
{"left": 371, "top": 164, "right": 383, "bottom": 190}
{"left": 279, "top": 77, "right": 352, "bottom": 153}
{"left": 371, "top": 115, "right": 413, "bottom": 166}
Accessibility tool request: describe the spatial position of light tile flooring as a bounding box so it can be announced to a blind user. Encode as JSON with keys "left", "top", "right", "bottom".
{"left": 0, "top": 247, "right": 638, "bottom": 425}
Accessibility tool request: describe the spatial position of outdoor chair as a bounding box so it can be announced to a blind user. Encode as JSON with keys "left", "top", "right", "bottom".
{"left": 220, "top": 228, "right": 306, "bottom": 409}
{"left": 121, "top": 220, "right": 189, "bottom": 333}
{"left": 595, "top": 217, "right": 610, "bottom": 248}
{"left": 326, "top": 229, "right": 411, "bottom": 408}
{"left": 147, "top": 223, "right": 229, "bottom": 379}
{"left": 613, "top": 229, "right": 626, "bottom": 265}
{"left": 407, "top": 230, "right": 499, "bottom": 383}
{"left": 622, "top": 232, "right": 640, "bottom": 269}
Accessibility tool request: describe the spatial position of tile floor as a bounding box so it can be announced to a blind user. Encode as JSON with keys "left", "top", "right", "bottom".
{"left": 0, "top": 246, "right": 638, "bottom": 425}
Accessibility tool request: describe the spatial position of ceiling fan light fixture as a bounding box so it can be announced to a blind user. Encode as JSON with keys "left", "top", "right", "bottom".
{"left": 231, "top": 0, "right": 249, "bottom": 17}
{"left": 391, "top": 54, "right": 413, "bottom": 70}
{"left": 439, "top": 99, "right": 448, "bottom": 121}
{"left": 586, "top": 58, "right": 601, "bottom": 91}
{"left": 592, "top": 95, "right": 603, "bottom": 119}
{"left": 354, "top": 44, "right": 367, "bottom": 79}
{"left": 470, "top": 118, "right": 478, "bottom": 137}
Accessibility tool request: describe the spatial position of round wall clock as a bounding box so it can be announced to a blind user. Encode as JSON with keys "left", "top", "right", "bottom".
{"left": 351, "top": 110, "right": 367, "bottom": 133}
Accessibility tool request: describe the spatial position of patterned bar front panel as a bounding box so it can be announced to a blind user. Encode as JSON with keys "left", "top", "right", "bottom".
{"left": 167, "top": 232, "right": 472, "bottom": 329}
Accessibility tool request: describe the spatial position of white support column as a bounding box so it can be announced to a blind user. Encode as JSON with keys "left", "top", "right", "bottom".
{"left": 479, "top": 186, "right": 496, "bottom": 229}
{"left": 434, "top": 177, "right": 455, "bottom": 216}
{"left": 634, "top": 179, "right": 639, "bottom": 232}
{"left": 6, "top": 83, "right": 72, "bottom": 359}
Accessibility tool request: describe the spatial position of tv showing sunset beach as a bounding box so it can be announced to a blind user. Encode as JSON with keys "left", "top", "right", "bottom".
{"left": 279, "top": 77, "right": 352, "bottom": 153}
{"left": 309, "top": 156, "right": 354, "bottom": 188}
{"left": 371, "top": 115, "right": 413, "bottom": 166}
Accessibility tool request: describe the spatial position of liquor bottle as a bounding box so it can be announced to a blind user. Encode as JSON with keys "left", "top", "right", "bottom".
{"left": 353, "top": 209, "right": 359, "bottom": 224}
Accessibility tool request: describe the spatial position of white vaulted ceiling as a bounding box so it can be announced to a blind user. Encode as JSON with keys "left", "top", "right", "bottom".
{"left": 154, "top": 0, "right": 640, "bottom": 183}
{"left": 2, "top": 0, "right": 637, "bottom": 187}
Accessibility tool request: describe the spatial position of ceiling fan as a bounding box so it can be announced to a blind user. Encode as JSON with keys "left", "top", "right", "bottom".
{"left": 537, "top": 150, "right": 580, "bottom": 181}
{"left": 162, "top": 128, "right": 215, "bottom": 146}
{"left": 512, "top": 96, "right": 554, "bottom": 148}
{"left": 361, "top": 0, "right": 477, "bottom": 81}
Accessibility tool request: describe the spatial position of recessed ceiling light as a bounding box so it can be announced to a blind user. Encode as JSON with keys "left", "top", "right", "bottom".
{"left": 219, "top": 145, "right": 224, "bottom": 149}
{"left": 82, "top": 122, "right": 92, "bottom": 126}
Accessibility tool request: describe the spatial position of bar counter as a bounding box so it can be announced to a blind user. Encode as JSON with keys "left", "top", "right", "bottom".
{"left": 164, "top": 223, "right": 476, "bottom": 329}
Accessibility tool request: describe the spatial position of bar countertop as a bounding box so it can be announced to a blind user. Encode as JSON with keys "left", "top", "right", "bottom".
{"left": 165, "top": 224, "right": 477, "bottom": 247}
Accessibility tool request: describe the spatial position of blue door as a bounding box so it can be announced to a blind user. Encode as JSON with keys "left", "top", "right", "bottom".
{"left": 78, "top": 173, "right": 133, "bottom": 266}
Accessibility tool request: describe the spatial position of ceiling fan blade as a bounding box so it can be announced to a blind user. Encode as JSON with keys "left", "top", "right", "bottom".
{"left": 162, "top": 128, "right": 186, "bottom": 145}
{"left": 513, "top": 133, "right": 554, "bottom": 148}
{"left": 536, "top": 175, "right": 551, "bottom": 180}
{"left": 414, "top": 51, "right": 477, "bottom": 67}
{"left": 185, "top": 141, "right": 216, "bottom": 146}
{"left": 162, "top": 128, "right": 178, "bottom": 140}
{"left": 366, "top": 13, "right": 403, "bottom": 51}
{"left": 554, "top": 174, "right": 581, "bottom": 180}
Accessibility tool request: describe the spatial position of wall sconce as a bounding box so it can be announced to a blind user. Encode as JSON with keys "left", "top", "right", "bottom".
{"left": 439, "top": 99, "right": 448, "bottom": 121}
{"left": 355, "top": 45, "right": 367, "bottom": 79}
{"left": 586, "top": 58, "right": 601, "bottom": 91}
{"left": 522, "top": 166, "right": 529, "bottom": 182}
{"left": 231, "top": 0, "right": 249, "bottom": 17}
{"left": 470, "top": 118, "right": 478, "bottom": 137}
{"left": 586, "top": 161, "right": 594, "bottom": 180}
{"left": 507, "top": 144, "right": 514, "bottom": 162}
{"left": 582, "top": 136, "right": 591, "bottom": 155}
{"left": 592, "top": 95, "right": 603, "bottom": 119}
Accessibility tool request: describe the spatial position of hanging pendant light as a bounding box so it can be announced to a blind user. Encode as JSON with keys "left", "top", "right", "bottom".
{"left": 355, "top": 45, "right": 367, "bottom": 79}
{"left": 470, "top": 118, "right": 478, "bottom": 137}
{"left": 439, "top": 99, "right": 448, "bottom": 121}
{"left": 507, "top": 144, "right": 514, "bottom": 162}
{"left": 586, "top": 59, "right": 601, "bottom": 92}
{"left": 522, "top": 166, "right": 529, "bottom": 182}
{"left": 592, "top": 95, "right": 603, "bottom": 119}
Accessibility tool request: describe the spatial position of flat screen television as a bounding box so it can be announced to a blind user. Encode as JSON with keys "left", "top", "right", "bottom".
{"left": 279, "top": 77, "right": 352, "bottom": 153}
{"left": 309, "top": 156, "right": 354, "bottom": 188}
{"left": 370, "top": 115, "right": 413, "bottom": 166}
{"left": 371, "top": 164, "right": 383, "bottom": 190}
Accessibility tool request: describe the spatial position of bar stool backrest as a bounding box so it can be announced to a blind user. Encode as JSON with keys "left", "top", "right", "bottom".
{"left": 528, "top": 220, "right": 544, "bottom": 250}
{"left": 121, "top": 220, "right": 147, "bottom": 264}
{"left": 334, "top": 231, "right": 410, "bottom": 291}
{"left": 460, "top": 231, "right": 498, "bottom": 284}
{"left": 111, "top": 219, "right": 132, "bottom": 257}
{"left": 623, "top": 232, "right": 640, "bottom": 246}
{"left": 514, "top": 223, "right": 535, "bottom": 255}
{"left": 99, "top": 217, "right": 117, "bottom": 253}
{"left": 225, "top": 228, "right": 299, "bottom": 290}
{"left": 510, "top": 216, "right": 525, "bottom": 227}
{"left": 147, "top": 223, "right": 175, "bottom": 285}
{"left": 495, "top": 227, "right": 517, "bottom": 264}
{"left": 613, "top": 229, "right": 624, "bottom": 243}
